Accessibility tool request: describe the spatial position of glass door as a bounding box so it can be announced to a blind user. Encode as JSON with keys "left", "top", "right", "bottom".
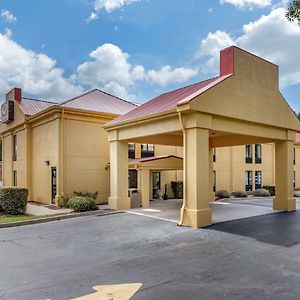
{"left": 152, "top": 172, "right": 161, "bottom": 198}
{"left": 51, "top": 167, "right": 57, "bottom": 204}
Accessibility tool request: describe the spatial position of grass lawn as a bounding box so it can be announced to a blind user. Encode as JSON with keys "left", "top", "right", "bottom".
{"left": 0, "top": 213, "right": 63, "bottom": 224}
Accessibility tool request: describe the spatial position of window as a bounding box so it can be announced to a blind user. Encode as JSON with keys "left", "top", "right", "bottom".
{"left": 245, "top": 145, "right": 252, "bottom": 163}
{"left": 294, "top": 171, "right": 296, "bottom": 189}
{"left": 141, "top": 144, "right": 155, "bottom": 158}
{"left": 13, "top": 134, "right": 17, "bottom": 161}
{"left": 213, "top": 170, "right": 216, "bottom": 192}
{"left": 255, "top": 144, "right": 262, "bottom": 164}
{"left": 245, "top": 171, "right": 253, "bottom": 191}
{"left": 13, "top": 171, "right": 17, "bottom": 186}
{"left": 213, "top": 148, "right": 216, "bottom": 162}
{"left": 128, "top": 143, "right": 135, "bottom": 159}
{"left": 255, "top": 171, "right": 262, "bottom": 189}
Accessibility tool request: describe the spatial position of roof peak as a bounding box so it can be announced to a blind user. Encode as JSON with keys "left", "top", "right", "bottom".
{"left": 60, "top": 88, "right": 137, "bottom": 107}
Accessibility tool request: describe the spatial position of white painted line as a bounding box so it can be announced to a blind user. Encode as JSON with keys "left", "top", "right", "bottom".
{"left": 126, "top": 211, "right": 178, "bottom": 223}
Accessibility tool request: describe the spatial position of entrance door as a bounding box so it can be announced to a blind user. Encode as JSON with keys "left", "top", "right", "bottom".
{"left": 152, "top": 172, "right": 161, "bottom": 198}
{"left": 51, "top": 167, "right": 57, "bottom": 204}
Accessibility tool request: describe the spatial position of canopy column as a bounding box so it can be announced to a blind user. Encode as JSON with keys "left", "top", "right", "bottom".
{"left": 138, "top": 169, "right": 150, "bottom": 208}
{"left": 273, "top": 138, "right": 296, "bottom": 211}
{"left": 108, "top": 140, "right": 130, "bottom": 210}
{"left": 182, "top": 127, "right": 212, "bottom": 228}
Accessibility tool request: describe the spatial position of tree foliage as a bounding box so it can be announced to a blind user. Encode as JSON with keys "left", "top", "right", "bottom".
{"left": 286, "top": 0, "right": 300, "bottom": 24}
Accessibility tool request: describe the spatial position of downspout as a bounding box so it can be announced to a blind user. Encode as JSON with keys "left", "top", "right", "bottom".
{"left": 59, "top": 109, "right": 65, "bottom": 199}
{"left": 177, "top": 111, "right": 186, "bottom": 226}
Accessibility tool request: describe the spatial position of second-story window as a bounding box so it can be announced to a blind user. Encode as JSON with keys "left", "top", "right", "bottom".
{"left": 128, "top": 143, "right": 135, "bottom": 159}
{"left": 245, "top": 145, "right": 252, "bottom": 163}
{"left": 13, "top": 134, "right": 17, "bottom": 161}
{"left": 141, "top": 144, "right": 155, "bottom": 158}
{"left": 255, "top": 144, "right": 262, "bottom": 164}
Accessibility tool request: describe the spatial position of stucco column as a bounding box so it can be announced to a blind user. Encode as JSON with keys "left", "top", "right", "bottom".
{"left": 273, "top": 139, "right": 296, "bottom": 211}
{"left": 108, "top": 140, "right": 130, "bottom": 210}
{"left": 138, "top": 169, "right": 150, "bottom": 208}
{"left": 182, "top": 127, "right": 212, "bottom": 228}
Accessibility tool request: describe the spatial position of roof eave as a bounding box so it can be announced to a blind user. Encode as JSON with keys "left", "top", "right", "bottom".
{"left": 104, "top": 108, "right": 181, "bottom": 130}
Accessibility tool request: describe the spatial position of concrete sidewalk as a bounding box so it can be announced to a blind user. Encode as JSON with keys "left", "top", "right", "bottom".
{"left": 127, "top": 198, "right": 277, "bottom": 224}
{"left": 26, "top": 203, "right": 73, "bottom": 216}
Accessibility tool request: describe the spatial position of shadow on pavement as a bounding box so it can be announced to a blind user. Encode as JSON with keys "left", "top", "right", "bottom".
{"left": 208, "top": 210, "right": 300, "bottom": 247}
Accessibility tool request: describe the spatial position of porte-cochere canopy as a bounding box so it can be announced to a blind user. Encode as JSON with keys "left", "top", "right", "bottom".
{"left": 105, "top": 46, "right": 300, "bottom": 228}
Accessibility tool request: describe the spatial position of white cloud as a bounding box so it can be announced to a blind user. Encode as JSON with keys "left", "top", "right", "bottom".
{"left": 199, "top": 7, "right": 300, "bottom": 87}
{"left": 86, "top": 12, "right": 99, "bottom": 23}
{"left": 147, "top": 65, "right": 198, "bottom": 87}
{"left": 87, "top": 0, "right": 139, "bottom": 22}
{"left": 1, "top": 9, "right": 17, "bottom": 23}
{"left": 198, "top": 30, "right": 235, "bottom": 73}
{"left": 94, "top": 0, "right": 139, "bottom": 12}
{"left": 0, "top": 31, "right": 83, "bottom": 101}
{"left": 220, "top": 0, "right": 271, "bottom": 10}
{"left": 76, "top": 43, "right": 145, "bottom": 99}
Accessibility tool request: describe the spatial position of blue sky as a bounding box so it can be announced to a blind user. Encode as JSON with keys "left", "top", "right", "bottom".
{"left": 0, "top": 0, "right": 299, "bottom": 112}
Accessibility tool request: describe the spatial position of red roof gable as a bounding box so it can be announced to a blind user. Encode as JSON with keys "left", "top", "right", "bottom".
{"left": 61, "top": 89, "right": 137, "bottom": 115}
{"left": 108, "top": 46, "right": 235, "bottom": 125}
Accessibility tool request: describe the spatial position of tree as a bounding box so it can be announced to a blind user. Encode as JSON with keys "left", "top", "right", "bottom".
{"left": 286, "top": 0, "right": 300, "bottom": 24}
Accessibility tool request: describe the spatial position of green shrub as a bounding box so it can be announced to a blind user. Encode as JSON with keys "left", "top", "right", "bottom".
{"left": 231, "top": 191, "right": 248, "bottom": 198}
{"left": 0, "top": 187, "right": 28, "bottom": 215}
{"left": 262, "top": 186, "right": 275, "bottom": 196}
{"left": 68, "top": 196, "right": 97, "bottom": 212}
{"left": 73, "top": 191, "right": 99, "bottom": 200}
{"left": 251, "top": 188, "right": 271, "bottom": 197}
{"left": 216, "top": 190, "right": 231, "bottom": 199}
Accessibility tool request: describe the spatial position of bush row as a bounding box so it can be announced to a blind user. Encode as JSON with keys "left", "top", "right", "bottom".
{"left": 215, "top": 188, "right": 272, "bottom": 199}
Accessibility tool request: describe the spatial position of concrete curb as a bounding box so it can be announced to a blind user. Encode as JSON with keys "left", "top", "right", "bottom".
{"left": 0, "top": 210, "right": 122, "bottom": 229}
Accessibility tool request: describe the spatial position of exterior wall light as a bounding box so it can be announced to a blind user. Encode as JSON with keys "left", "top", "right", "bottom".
{"left": 44, "top": 160, "right": 50, "bottom": 166}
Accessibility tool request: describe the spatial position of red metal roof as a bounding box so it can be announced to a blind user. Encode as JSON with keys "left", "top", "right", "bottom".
{"left": 296, "top": 133, "right": 300, "bottom": 143}
{"left": 14, "top": 88, "right": 137, "bottom": 117}
{"left": 19, "top": 97, "right": 58, "bottom": 116}
{"left": 108, "top": 47, "right": 236, "bottom": 125}
{"left": 109, "top": 77, "right": 227, "bottom": 124}
{"left": 60, "top": 89, "right": 137, "bottom": 115}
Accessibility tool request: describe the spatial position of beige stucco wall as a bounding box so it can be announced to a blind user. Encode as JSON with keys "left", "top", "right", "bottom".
{"left": 31, "top": 117, "right": 59, "bottom": 203}
{"left": 64, "top": 116, "right": 110, "bottom": 204}
{"left": 1, "top": 103, "right": 28, "bottom": 189}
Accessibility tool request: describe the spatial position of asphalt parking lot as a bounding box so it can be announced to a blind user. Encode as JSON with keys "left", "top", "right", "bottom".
{"left": 1, "top": 200, "right": 300, "bottom": 299}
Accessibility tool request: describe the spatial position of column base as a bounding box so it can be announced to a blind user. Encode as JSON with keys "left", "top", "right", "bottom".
{"left": 108, "top": 197, "right": 131, "bottom": 210}
{"left": 181, "top": 207, "right": 212, "bottom": 228}
{"left": 273, "top": 197, "right": 296, "bottom": 211}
